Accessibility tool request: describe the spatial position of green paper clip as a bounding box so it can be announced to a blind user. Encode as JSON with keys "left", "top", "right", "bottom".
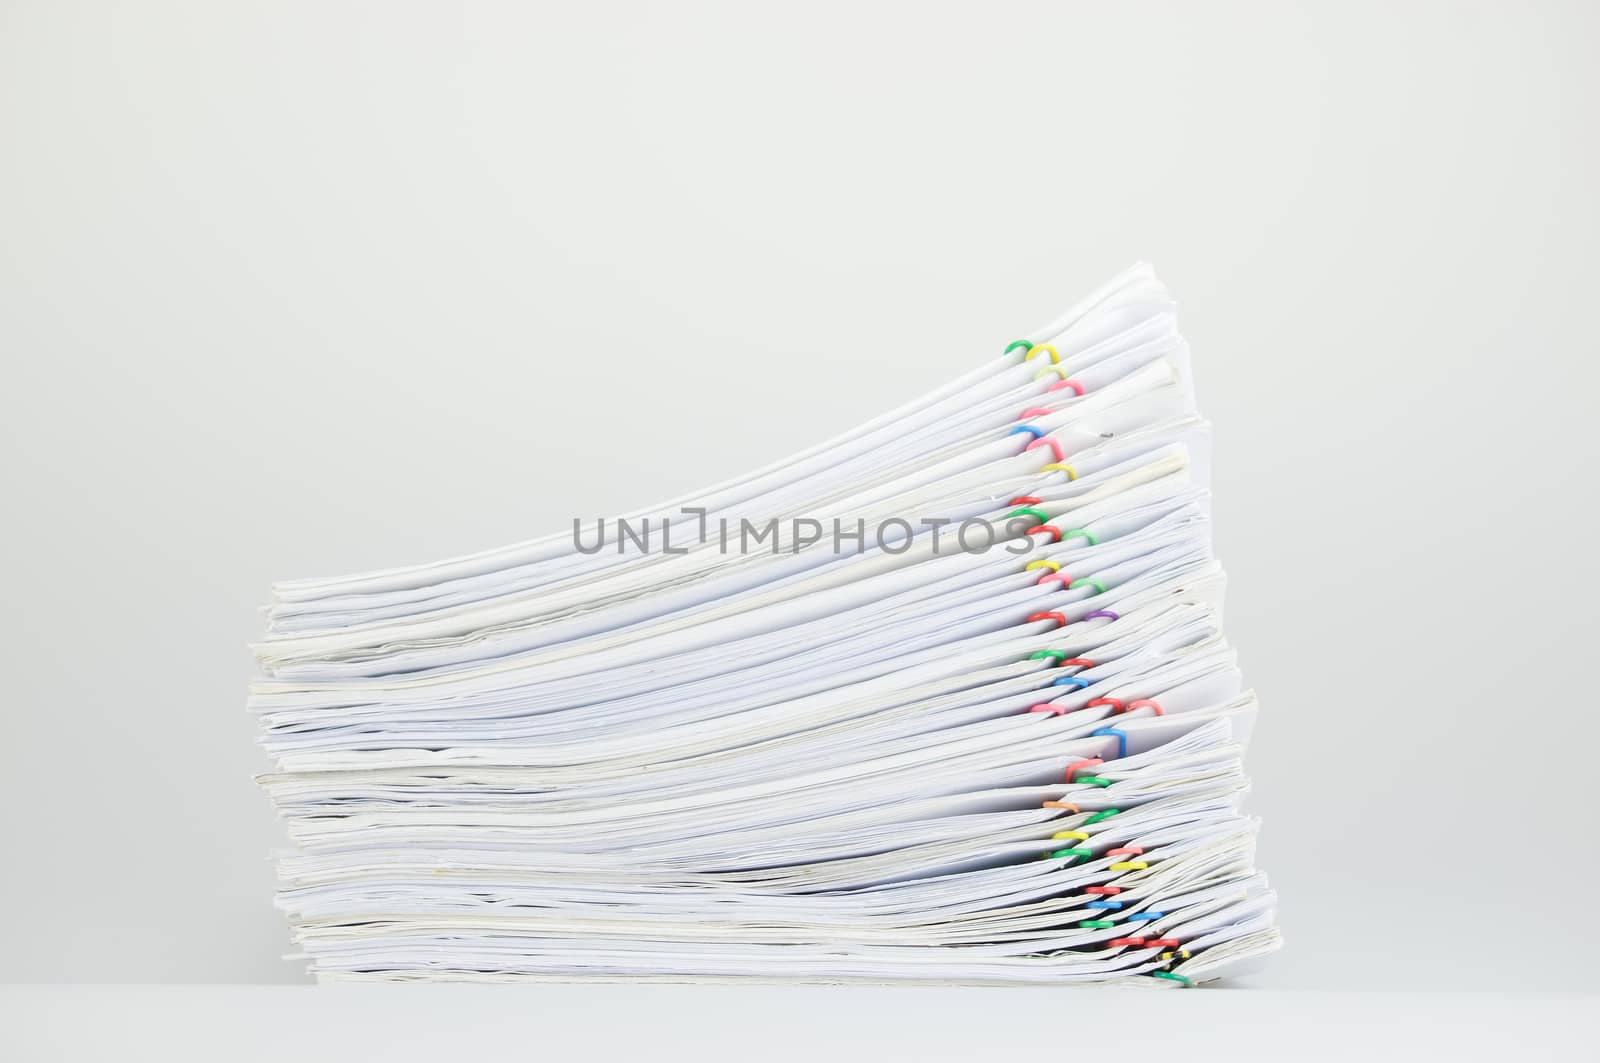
{"left": 1049, "top": 846, "right": 1094, "bottom": 860}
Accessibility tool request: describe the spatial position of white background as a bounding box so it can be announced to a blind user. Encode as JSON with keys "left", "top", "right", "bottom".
{"left": 1, "top": 0, "right": 1596, "bottom": 1004}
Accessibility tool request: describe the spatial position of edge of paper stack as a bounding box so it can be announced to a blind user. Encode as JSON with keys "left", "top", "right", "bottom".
{"left": 251, "top": 263, "right": 1282, "bottom": 986}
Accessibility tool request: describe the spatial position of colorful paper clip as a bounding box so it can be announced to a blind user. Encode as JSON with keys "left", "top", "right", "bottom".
{"left": 1091, "top": 726, "right": 1128, "bottom": 758}
{"left": 1064, "top": 758, "right": 1103, "bottom": 782}
{"left": 1025, "top": 436, "right": 1066, "bottom": 463}
{"left": 1006, "top": 506, "right": 1049, "bottom": 525}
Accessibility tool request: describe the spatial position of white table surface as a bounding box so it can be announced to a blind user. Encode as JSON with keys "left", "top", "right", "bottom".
{"left": 1, "top": 985, "right": 1589, "bottom": 1062}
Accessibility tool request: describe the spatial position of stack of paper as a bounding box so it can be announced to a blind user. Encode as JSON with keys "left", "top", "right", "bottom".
{"left": 251, "top": 264, "right": 1281, "bottom": 985}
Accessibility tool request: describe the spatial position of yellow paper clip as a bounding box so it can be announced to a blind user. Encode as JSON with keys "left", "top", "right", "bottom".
{"left": 1034, "top": 364, "right": 1073, "bottom": 382}
{"left": 1025, "top": 559, "right": 1062, "bottom": 573}
{"left": 1042, "top": 462, "right": 1078, "bottom": 480}
{"left": 1109, "top": 860, "right": 1149, "bottom": 872}
{"left": 1024, "top": 343, "right": 1061, "bottom": 364}
{"left": 1052, "top": 830, "right": 1091, "bottom": 841}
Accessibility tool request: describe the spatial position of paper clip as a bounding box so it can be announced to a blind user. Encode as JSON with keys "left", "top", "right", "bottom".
{"left": 1091, "top": 726, "right": 1128, "bottom": 758}
{"left": 1064, "top": 758, "right": 1103, "bottom": 782}
{"left": 1086, "top": 697, "right": 1125, "bottom": 713}
{"left": 1034, "top": 365, "right": 1074, "bottom": 382}
{"left": 1017, "top": 407, "right": 1054, "bottom": 419}
{"left": 1062, "top": 528, "right": 1096, "bottom": 545}
{"left": 1042, "top": 462, "right": 1078, "bottom": 480}
{"left": 1027, "top": 611, "right": 1069, "bottom": 628}
{"left": 1024, "top": 559, "right": 1061, "bottom": 573}
{"left": 1006, "top": 506, "right": 1049, "bottom": 525}
{"left": 1028, "top": 649, "right": 1068, "bottom": 664}
{"left": 1026, "top": 525, "right": 1063, "bottom": 542}
{"left": 1126, "top": 698, "right": 1164, "bottom": 716}
{"left": 1042, "top": 800, "right": 1080, "bottom": 812}
{"left": 1009, "top": 495, "right": 1042, "bottom": 506}
{"left": 1151, "top": 971, "right": 1192, "bottom": 987}
{"left": 1052, "top": 675, "right": 1092, "bottom": 689}
{"left": 1047, "top": 379, "right": 1087, "bottom": 396}
{"left": 1025, "top": 436, "right": 1066, "bottom": 463}
{"left": 1083, "top": 610, "right": 1120, "bottom": 622}
{"left": 1003, "top": 340, "right": 1034, "bottom": 356}
{"left": 1009, "top": 425, "right": 1045, "bottom": 440}
{"left": 1025, "top": 343, "right": 1060, "bottom": 364}
{"left": 1069, "top": 577, "right": 1107, "bottom": 595}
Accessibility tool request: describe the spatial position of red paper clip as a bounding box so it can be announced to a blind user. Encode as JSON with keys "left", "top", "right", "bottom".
{"left": 1064, "top": 758, "right": 1103, "bottom": 782}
